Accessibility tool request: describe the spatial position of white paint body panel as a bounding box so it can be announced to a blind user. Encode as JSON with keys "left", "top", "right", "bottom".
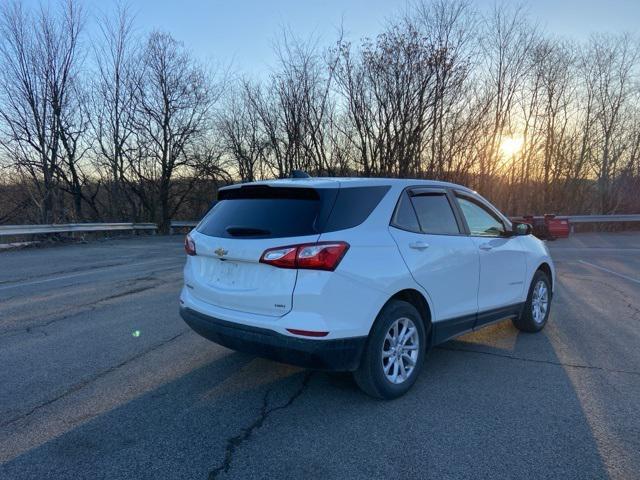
{"left": 180, "top": 178, "right": 555, "bottom": 341}
{"left": 472, "top": 236, "right": 527, "bottom": 311}
{"left": 388, "top": 227, "right": 480, "bottom": 321}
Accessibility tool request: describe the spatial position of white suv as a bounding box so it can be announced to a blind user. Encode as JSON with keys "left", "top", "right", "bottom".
{"left": 180, "top": 178, "right": 554, "bottom": 399}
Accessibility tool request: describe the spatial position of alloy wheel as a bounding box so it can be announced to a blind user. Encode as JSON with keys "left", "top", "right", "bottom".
{"left": 531, "top": 280, "right": 549, "bottom": 324}
{"left": 381, "top": 317, "right": 420, "bottom": 384}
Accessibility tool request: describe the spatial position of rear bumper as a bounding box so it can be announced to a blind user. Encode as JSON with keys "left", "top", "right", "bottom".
{"left": 180, "top": 307, "right": 366, "bottom": 371}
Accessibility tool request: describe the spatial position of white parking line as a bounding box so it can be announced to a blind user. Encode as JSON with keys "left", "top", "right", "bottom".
{"left": 0, "top": 258, "right": 182, "bottom": 292}
{"left": 579, "top": 260, "right": 640, "bottom": 285}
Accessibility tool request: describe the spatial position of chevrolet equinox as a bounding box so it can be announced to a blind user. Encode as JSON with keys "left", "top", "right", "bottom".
{"left": 180, "top": 178, "right": 554, "bottom": 399}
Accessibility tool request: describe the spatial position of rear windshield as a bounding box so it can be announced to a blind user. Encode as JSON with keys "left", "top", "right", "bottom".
{"left": 196, "top": 184, "right": 389, "bottom": 239}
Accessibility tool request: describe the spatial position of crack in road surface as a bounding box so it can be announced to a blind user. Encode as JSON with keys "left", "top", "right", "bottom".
{"left": 208, "top": 371, "right": 314, "bottom": 479}
{"left": 0, "top": 331, "right": 188, "bottom": 428}
{"left": 438, "top": 345, "right": 640, "bottom": 377}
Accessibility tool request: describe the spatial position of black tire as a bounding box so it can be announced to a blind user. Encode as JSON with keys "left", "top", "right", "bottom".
{"left": 353, "top": 300, "right": 426, "bottom": 399}
{"left": 512, "top": 270, "right": 552, "bottom": 333}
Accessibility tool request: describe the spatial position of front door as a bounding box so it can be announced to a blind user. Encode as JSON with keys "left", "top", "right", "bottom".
{"left": 453, "top": 194, "right": 527, "bottom": 324}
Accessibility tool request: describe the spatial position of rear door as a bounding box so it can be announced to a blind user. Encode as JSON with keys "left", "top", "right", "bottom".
{"left": 187, "top": 185, "right": 335, "bottom": 317}
{"left": 453, "top": 192, "right": 527, "bottom": 319}
{"left": 388, "top": 188, "right": 480, "bottom": 327}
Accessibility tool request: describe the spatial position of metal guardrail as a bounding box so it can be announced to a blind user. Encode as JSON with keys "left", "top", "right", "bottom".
{"left": 512, "top": 214, "right": 640, "bottom": 234}
{"left": 170, "top": 221, "right": 198, "bottom": 227}
{"left": 0, "top": 222, "right": 157, "bottom": 237}
{"left": 557, "top": 214, "right": 640, "bottom": 223}
{"left": 2, "top": 214, "right": 638, "bottom": 239}
{"left": 169, "top": 220, "right": 198, "bottom": 234}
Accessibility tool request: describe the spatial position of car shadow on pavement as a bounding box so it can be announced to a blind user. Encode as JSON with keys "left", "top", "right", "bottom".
{"left": 1, "top": 319, "right": 613, "bottom": 480}
{"left": 0, "top": 349, "right": 311, "bottom": 479}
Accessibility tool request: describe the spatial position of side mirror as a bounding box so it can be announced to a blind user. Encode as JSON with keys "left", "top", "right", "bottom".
{"left": 512, "top": 221, "right": 532, "bottom": 236}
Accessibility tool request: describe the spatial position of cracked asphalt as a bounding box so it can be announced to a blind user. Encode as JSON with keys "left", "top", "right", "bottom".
{"left": 1, "top": 232, "right": 639, "bottom": 479}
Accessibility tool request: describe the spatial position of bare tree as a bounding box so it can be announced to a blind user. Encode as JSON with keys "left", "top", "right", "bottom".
{"left": 217, "top": 81, "right": 267, "bottom": 182}
{"left": 414, "top": 0, "right": 476, "bottom": 178}
{"left": 131, "top": 31, "right": 218, "bottom": 232}
{"left": 584, "top": 34, "right": 639, "bottom": 213}
{"left": 47, "top": 0, "right": 93, "bottom": 220}
{"left": 91, "top": 2, "right": 140, "bottom": 220}
{"left": 334, "top": 19, "right": 439, "bottom": 177}
{"left": 477, "top": 4, "right": 540, "bottom": 196}
{"left": 0, "top": 0, "right": 91, "bottom": 222}
{"left": 0, "top": 2, "right": 60, "bottom": 223}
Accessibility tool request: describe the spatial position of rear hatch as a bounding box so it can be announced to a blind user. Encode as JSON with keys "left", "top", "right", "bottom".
{"left": 187, "top": 184, "right": 338, "bottom": 317}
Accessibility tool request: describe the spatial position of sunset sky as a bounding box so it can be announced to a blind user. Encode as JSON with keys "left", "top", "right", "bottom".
{"left": 22, "top": 0, "right": 640, "bottom": 76}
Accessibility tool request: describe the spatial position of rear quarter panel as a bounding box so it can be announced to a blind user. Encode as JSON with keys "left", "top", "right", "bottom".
{"left": 292, "top": 224, "right": 431, "bottom": 339}
{"left": 289, "top": 184, "right": 431, "bottom": 339}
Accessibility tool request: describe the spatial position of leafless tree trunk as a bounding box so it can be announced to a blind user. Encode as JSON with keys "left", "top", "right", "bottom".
{"left": 478, "top": 4, "right": 540, "bottom": 197}
{"left": 585, "top": 34, "right": 639, "bottom": 213}
{"left": 91, "top": 2, "right": 140, "bottom": 220}
{"left": 0, "top": 2, "right": 61, "bottom": 222}
{"left": 131, "top": 31, "right": 219, "bottom": 233}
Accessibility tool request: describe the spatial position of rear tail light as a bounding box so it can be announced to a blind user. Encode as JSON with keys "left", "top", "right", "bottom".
{"left": 259, "top": 241, "right": 349, "bottom": 271}
{"left": 184, "top": 234, "right": 197, "bottom": 256}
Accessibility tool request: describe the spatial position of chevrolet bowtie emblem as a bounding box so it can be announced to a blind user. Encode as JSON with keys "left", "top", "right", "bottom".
{"left": 214, "top": 247, "right": 228, "bottom": 257}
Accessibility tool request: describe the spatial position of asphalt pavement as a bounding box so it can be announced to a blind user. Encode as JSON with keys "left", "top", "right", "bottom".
{"left": 0, "top": 232, "right": 639, "bottom": 479}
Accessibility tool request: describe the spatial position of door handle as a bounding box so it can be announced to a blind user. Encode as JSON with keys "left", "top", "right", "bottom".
{"left": 479, "top": 243, "right": 493, "bottom": 251}
{"left": 409, "top": 241, "right": 430, "bottom": 250}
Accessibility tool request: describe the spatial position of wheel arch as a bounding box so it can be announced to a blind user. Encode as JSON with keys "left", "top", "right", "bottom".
{"left": 377, "top": 289, "right": 433, "bottom": 344}
{"left": 536, "top": 262, "right": 553, "bottom": 291}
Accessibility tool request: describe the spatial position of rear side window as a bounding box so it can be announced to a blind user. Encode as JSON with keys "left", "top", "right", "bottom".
{"left": 411, "top": 193, "right": 460, "bottom": 235}
{"left": 323, "top": 186, "right": 390, "bottom": 232}
{"left": 197, "top": 184, "right": 389, "bottom": 239}
{"left": 391, "top": 192, "right": 420, "bottom": 232}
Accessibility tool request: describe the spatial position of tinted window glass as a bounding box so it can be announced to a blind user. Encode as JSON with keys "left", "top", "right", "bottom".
{"left": 198, "top": 186, "right": 336, "bottom": 239}
{"left": 410, "top": 193, "right": 460, "bottom": 234}
{"left": 457, "top": 196, "right": 505, "bottom": 237}
{"left": 323, "top": 186, "right": 390, "bottom": 232}
{"left": 391, "top": 192, "right": 420, "bottom": 232}
{"left": 197, "top": 198, "right": 320, "bottom": 238}
{"left": 197, "top": 185, "right": 388, "bottom": 238}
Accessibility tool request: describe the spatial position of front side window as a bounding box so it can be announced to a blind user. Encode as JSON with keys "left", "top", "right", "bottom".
{"left": 456, "top": 196, "right": 505, "bottom": 237}
{"left": 391, "top": 190, "right": 460, "bottom": 235}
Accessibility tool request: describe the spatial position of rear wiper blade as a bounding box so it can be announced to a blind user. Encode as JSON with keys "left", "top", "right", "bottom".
{"left": 225, "top": 226, "right": 271, "bottom": 236}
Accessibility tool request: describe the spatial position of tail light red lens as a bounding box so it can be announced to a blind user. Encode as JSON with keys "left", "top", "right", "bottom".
{"left": 260, "top": 241, "right": 349, "bottom": 271}
{"left": 184, "top": 235, "right": 197, "bottom": 256}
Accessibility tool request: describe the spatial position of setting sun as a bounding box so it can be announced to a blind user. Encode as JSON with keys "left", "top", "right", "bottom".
{"left": 500, "top": 136, "right": 524, "bottom": 157}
